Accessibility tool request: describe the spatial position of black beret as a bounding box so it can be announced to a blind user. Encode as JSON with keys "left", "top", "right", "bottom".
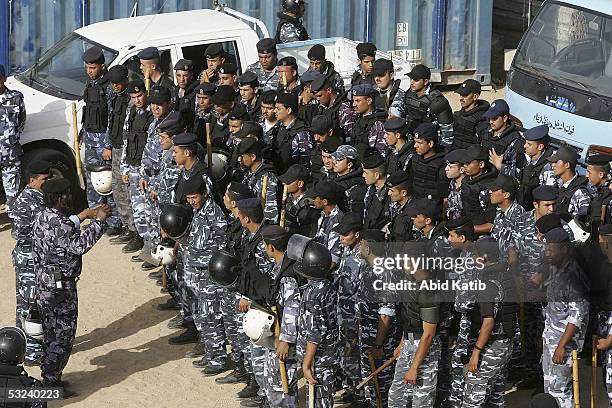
{"left": 310, "top": 74, "right": 330, "bottom": 93}
{"left": 237, "top": 197, "right": 263, "bottom": 211}
{"left": 227, "top": 182, "right": 254, "bottom": 201}
{"left": 195, "top": 83, "right": 216, "bottom": 95}
{"left": 42, "top": 178, "right": 71, "bottom": 194}
{"left": 308, "top": 44, "right": 326, "bottom": 61}
{"left": 127, "top": 79, "right": 145, "bottom": 94}
{"left": 372, "top": 59, "right": 394, "bottom": 77}
{"left": 362, "top": 153, "right": 385, "bottom": 170}
{"left": 386, "top": 171, "right": 410, "bottom": 188}
{"left": 413, "top": 123, "right": 439, "bottom": 142}
{"left": 532, "top": 185, "right": 559, "bottom": 201}
{"left": 28, "top": 161, "right": 51, "bottom": 175}
{"left": 228, "top": 103, "right": 249, "bottom": 121}
{"left": 279, "top": 164, "right": 310, "bottom": 184}
{"left": 587, "top": 154, "right": 612, "bottom": 166}
{"left": 320, "top": 137, "right": 342, "bottom": 153}
{"left": 173, "top": 59, "right": 193, "bottom": 72}
{"left": 301, "top": 69, "right": 321, "bottom": 84}
{"left": 351, "top": 84, "right": 376, "bottom": 97}
{"left": 183, "top": 175, "right": 207, "bottom": 195}
{"left": 384, "top": 117, "right": 405, "bottom": 133}
{"left": 219, "top": 63, "right": 238, "bottom": 75}
{"left": 236, "top": 137, "right": 263, "bottom": 156}
{"left": 445, "top": 216, "right": 474, "bottom": 231}
{"left": 278, "top": 56, "right": 298, "bottom": 69}
{"left": 599, "top": 224, "right": 612, "bottom": 237}
{"left": 148, "top": 85, "right": 172, "bottom": 104}
{"left": 523, "top": 125, "right": 549, "bottom": 141}
{"left": 212, "top": 85, "right": 237, "bottom": 106}
{"left": 444, "top": 149, "right": 466, "bottom": 164}
{"left": 535, "top": 214, "right": 562, "bottom": 234}
{"left": 205, "top": 43, "right": 224, "bottom": 58}
{"left": 356, "top": 42, "right": 377, "bottom": 58}
{"left": 256, "top": 38, "right": 277, "bottom": 54}
{"left": 157, "top": 112, "right": 185, "bottom": 136}
{"left": 238, "top": 71, "right": 259, "bottom": 87}
{"left": 260, "top": 224, "right": 291, "bottom": 246}
{"left": 108, "top": 65, "right": 128, "bottom": 83}
{"left": 275, "top": 92, "right": 298, "bottom": 110}
{"left": 360, "top": 229, "right": 386, "bottom": 243}
{"left": 137, "top": 47, "right": 159, "bottom": 60}
{"left": 544, "top": 227, "right": 570, "bottom": 243}
{"left": 310, "top": 115, "right": 333, "bottom": 135}
{"left": 82, "top": 46, "right": 105, "bottom": 64}
{"left": 235, "top": 121, "right": 263, "bottom": 140}
{"left": 172, "top": 132, "right": 198, "bottom": 147}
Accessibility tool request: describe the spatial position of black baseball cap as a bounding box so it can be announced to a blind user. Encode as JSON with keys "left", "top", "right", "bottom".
{"left": 487, "top": 175, "right": 518, "bottom": 195}
{"left": 455, "top": 79, "right": 481, "bottom": 96}
{"left": 332, "top": 212, "right": 364, "bottom": 235}
{"left": 547, "top": 145, "right": 579, "bottom": 165}
{"left": 279, "top": 164, "right": 310, "bottom": 184}
{"left": 372, "top": 59, "right": 393, "bottom": 77}
{"left": 406, "top": 64, "right": 431, "bottom": 80}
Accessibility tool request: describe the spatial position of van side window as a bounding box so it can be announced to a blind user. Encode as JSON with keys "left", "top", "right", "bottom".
{"left": 122, "top": 49, "right": 175, "bottom": 83}
{"left": 182, "top": 41, "right": 241, "bottom": 78}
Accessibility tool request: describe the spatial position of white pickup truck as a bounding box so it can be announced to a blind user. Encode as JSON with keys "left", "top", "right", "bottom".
{"left": 5, "top": 5, "right": 413, "bottom": 195}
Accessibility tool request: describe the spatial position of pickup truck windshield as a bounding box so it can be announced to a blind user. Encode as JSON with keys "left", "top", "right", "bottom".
{"left": 17, "top": 33, "right": 118, "bottom": 99}
{"left": 514, "top": 2, "right": 612, "bottom": 98}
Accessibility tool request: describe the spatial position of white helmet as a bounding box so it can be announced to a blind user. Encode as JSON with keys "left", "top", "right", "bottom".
{"left": 23, "top": 308, "right": 43, "bottom": 341}
{"left": 242, "top": 308, "right": 276, "bottom": 349}
{"left": 88, "top": 164, "right": 113, "bottom": 196}
{"left": 151, "top": 244, "right": 176, "bottom": 266}
{"left": 568, "top": 218, "right": 590, "bottom": 243}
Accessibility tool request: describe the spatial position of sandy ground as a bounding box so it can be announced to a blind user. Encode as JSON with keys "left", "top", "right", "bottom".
{"left": 0, "top": 88, "right": 607, "bottom": 407}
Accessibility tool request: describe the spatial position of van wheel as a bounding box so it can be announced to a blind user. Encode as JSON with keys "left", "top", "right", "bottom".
{"left": 21, "top": 148, "right": 87, "bottom": 211}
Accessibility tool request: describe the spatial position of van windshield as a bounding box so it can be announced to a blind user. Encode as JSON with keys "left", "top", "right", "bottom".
{"left": 17, "top": 33, "right": 118, "bottom": 99}
{"left": 514, "top": 1, "right": 612, "bottom": 98}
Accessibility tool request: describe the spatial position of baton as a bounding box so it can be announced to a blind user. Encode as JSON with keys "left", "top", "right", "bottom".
{"left": 308, "top": 371, "right": 315, "bottom": 408}
{"left": 205, "top": 122, "right": 213, "bottom": 173}
{"left": 71, "top": 102, "right": 83, "bottom": 178}
{"left": 572, "top": 350, "right": 581, "bottom": 408}
{"left": 356, "top": 355, "right": 397, "bottom": 389}
{"left": 592, "top": 336, "right": 598, "bottom": 408}
{"left": 271, "top": 306, "right": 290, "bottom": 394}
{"left": 261, "top": 175, "right": 269, "bottom": 208}
{"left": 144, "top": 67, "right": 151, "bottom": 96}
{"left": 279, "top": 185, "right": 288, "bottom": 228}
{"left": 368, "top": 354, "right": 383, "bottom": 408}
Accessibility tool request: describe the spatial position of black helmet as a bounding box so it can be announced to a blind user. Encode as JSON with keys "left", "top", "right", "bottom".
{"left": 160, "top": 203, "right": 193, "bottom": 241}
{"left": 0, "top": 326, "right": 27, "bottom": 365}
{"left": 282, "top": 0, "right": 304, "bottom": 14}
{"left": 209, "top": 250, "right": 241, "bottom": 287}
{"left": 287, "top": 234, "right": 332, "bottom": 280}
{"left": 530, "top": 393, "right": 559, "bottom": 408}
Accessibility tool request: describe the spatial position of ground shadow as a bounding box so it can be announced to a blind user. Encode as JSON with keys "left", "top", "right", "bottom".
{"left": 71, "top": 296, "right": 175, "bottom": 355}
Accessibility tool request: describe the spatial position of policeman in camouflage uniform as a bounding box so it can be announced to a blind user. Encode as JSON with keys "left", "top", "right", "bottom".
{"left": 332, "top": 145, "right": 367, "bottom": 214}
{"left": 585, "top": 154, "right": 612, "bottom": 242}
{"left": 372, "top": 59, "right": 405, "bottom": 114}
{"left": 260, "top": 225, "right": 302, "bottom": 408}
{"left": 311, "top": 75, "right": 356, "bottom": 143}
{"left": 357, "top": 229, "right": 401, "bottom": 408}
{"left": 362, "top": 153, "right": 391, "bottom": 230}
{"left": 451, "top": 79, "right": 489, "bottom": 150}
{"left": 549, "top": 145, "right": 591, "bottom": 222}
{"left": 0, "top": 64, "right": 25, "bottom": 220}
{"left": 489, "top": 175, "right": 525, "bottom": 264}
{"left": 290, "top": 234, "right": 339, "bottom": 408}
{"left": 33, "top": 178, "right": 109, "bottom": 394}
{"left": 384, "top": 117, "right": 414, "bottom": 174}
{"left": 351, "top": 84, "right": 388, "bottom": 158}
{"left": 12, "top": 161, "right": 50, "bottom": 364}
{"left": 596, "top": 224, "right": 612, "bottom": 407}
{"left": 445, "top": 149, "right": 466, "bottom": 221}
{"left": 106, "top": 65, "right": 136, "bottom": 246}
{"left": 80, "top": 47, "right": 122, "bottom": 234}
{"left": 201, "top": 43, "right": 226, "bottom": 86}
{"left": 173, "top": 59, "right": 198, "bottom": 131}
{"left": 462, "top": 239, "right": 517, "bottom": 408}
{"left": 481, "top": 99, "right": 525, "bottom": 179}
{"left": 278, "top": 164, "right": 318, "bottom": 237}
{"left": 238, "top": 72, "right": 262, "bottom": 123}
{"left": 385, "top": 171, "right": 416, "bottom": 242}
{"left": 409, "top": 123, "right": 450, "bottom": 201}
{"left": 542, "top": 227, "right": 590, "bottom": 408}
{"left": 332, "top": 212, "right": 366, "bottom": 405}
{"left": 137, "top": 47, "right": 176, "bottom": 94}
{"left": 247, "top": 39, "right": 279, "bottom": 93}
{"left": 351, "top": 43, "right": 377, "bottom": 88}
{"left": 120, "top": 80, "right": 154, "bottom": 253}
{"left": 312, "top": 180, "right": 344, "bottom": 266}
{"left": 273, "top": 92, "right": 314, "bottom": 174}
{"left": 193, "top": 83, "right": 216, "bottom": 145}
{"left": 238, "top": 138, "right": 280, "bottom": 223}
{"left": 307, "top": 44, "right": 345, "bottom": 96}
{"left": 181, "top": 176, "right": 229, "bottom": 375}
{"left": 517, "top": 125, "right": 556, "bottom": 211}
{"left": 275, "top": 0, "right": 309, "bottom": 43}
{"left": 390, "top": 64, "right": 453, "bottom": 150}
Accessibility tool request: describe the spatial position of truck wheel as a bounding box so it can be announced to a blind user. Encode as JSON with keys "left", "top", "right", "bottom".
{"left": 21, "top": 148, "right": 87, "bottom": 211}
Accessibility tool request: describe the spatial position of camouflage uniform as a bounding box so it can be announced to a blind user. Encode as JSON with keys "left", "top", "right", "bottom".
{"left": 33, "top": 208, "right": 105, "bottom": 384}
{"left": 243, "top": 162, "right": 280, "bottom": 223}
{"left": 246, "top": 62, "right": 279, "bottom": 92}
{"left": 446, "top": 179, "right": 463, "bottom": 220}
{"left": 557, "top": 175, "right": 592, "bottom": 218}
{"left": 313, "top": 206, "right": 343, "bottom": 264}
{"left": 598, "top": 297, "right": 612, "bottom": 407}
{"left": 263, "top": 256, "right": 301, "bottom": 407}
{"left": 0, "top": 86, "right": 25, "bottom": 219}
{"left": 334, "top": 244, "right": 365, "bottom": 400}
{"left": 82, "top": 79, "right": 120, "bottom": 228}
{"left": 12, "top": 186, "right": 44, "bottom": 362}
{"left": 183, "top": 196, "right": 228, "bottom": 367}
{"left": 297, "top": 279, "right": 340, "bottom": 408}
{"left": 543, "top": 259, "right": 590, "bottom": 408}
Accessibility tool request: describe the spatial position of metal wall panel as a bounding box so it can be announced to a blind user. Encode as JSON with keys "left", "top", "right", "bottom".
{"left": 6, "top": 0, "right": 493, "bottom": 83}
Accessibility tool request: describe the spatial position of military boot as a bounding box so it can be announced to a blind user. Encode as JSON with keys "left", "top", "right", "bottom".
{"left": 110, "top": 228, "right": 136, "bottom": 245}
{"left": 201, "top": 361, "right": 231, "bottom": 376}
{"left": 237, "top": 375, "right": 259, "bottom": 399}
{"left": 167, "top": 314, "right": 189, "bottom": 329}
{"left": 216, "top": 360, "right": 249, "bottom": 384}
{"left": 148, "top": 270, "right": 163, "bottom": 280}
{"left": 168, "top": 324, "right": 198, "bottom": 345}
{"left": 157, "top": 298, "right": 180, "bottom": 311}
{"left": 141, "top": 261, "right": 157, "bottom": 271}
{"left": 185, "top": 341, "right": 205, "bottom": 358}
{"left": 105, "top": 225, "right": 123, "bottom": 237}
